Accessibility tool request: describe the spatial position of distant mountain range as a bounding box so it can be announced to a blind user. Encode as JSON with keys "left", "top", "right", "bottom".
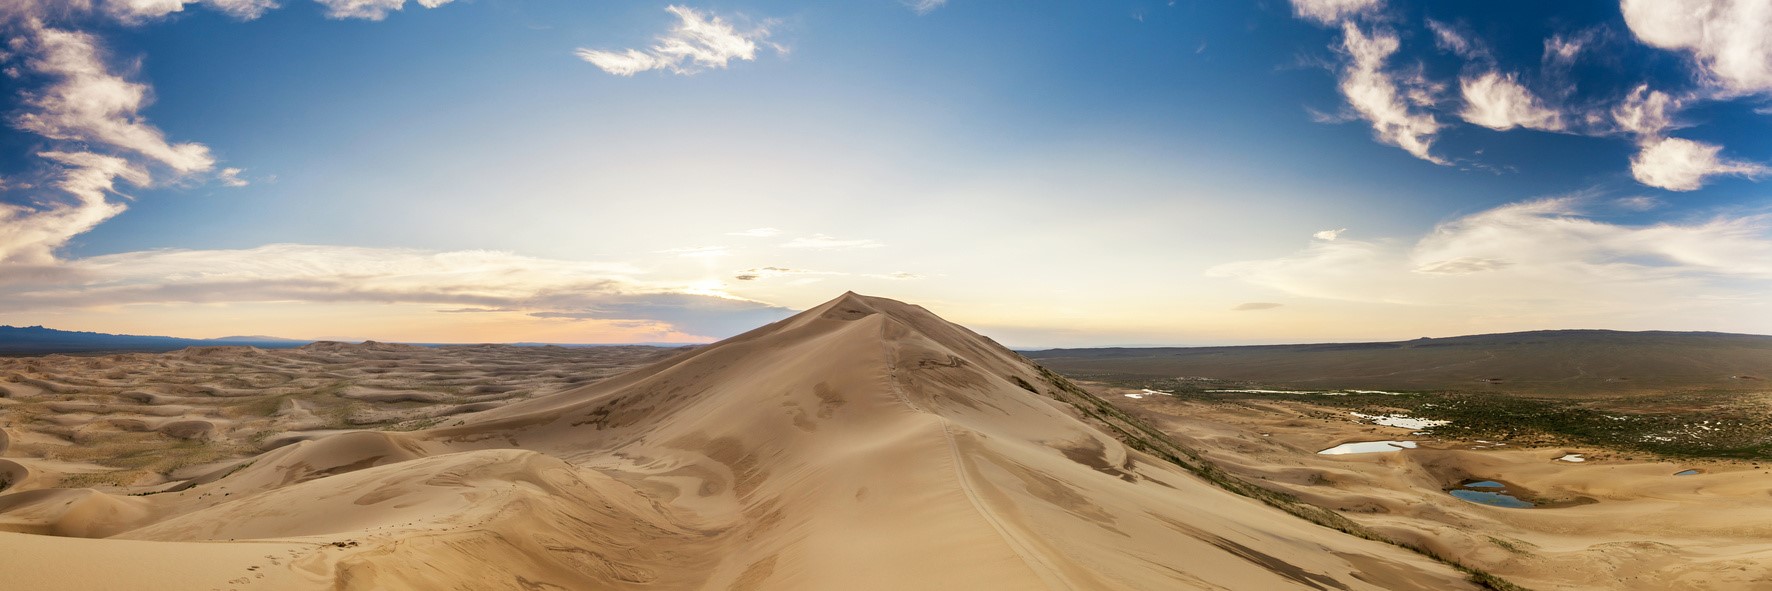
{"left": 1024, "top": 329, "right": 1772, "bottom": 395}
{"left": 0, "top": 326, "right": 313, "bottom": 355}
{"left": 0, "top": 326, "right": 699, "bottom": 355}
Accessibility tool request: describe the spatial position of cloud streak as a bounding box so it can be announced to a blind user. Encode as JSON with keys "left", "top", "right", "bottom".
{"left": 1290, "top": 0, "right": 1382, "bottom": 26}
{"left": 779, "top": 234, "right": 884, "bottom": 250}
{"left": 1210, "top": 197, "right": 1772, "bottom": 322}
{"left": 1458, "top": 71, "right": 1563, "bottom": 131}
{"left": 1335, "top": 22, "right": 1447, "bottom": 164}
{"left": 577, "top": 6, "right": 776, "bottom": 76}
{"left": 0, "top": 243, "right": 790, "bottom": 337}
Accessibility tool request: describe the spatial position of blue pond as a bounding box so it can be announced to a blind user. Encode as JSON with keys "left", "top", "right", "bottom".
{"left": 1449, "top": 480, "right": 1535, "bottom": 508}
{"left": 1675, "top": 469, "right": 1700, "bottom": 476}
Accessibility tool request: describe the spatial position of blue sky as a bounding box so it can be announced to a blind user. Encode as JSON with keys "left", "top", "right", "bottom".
{"left": 1, "top": 0, "right": 1769, "bottom": 346}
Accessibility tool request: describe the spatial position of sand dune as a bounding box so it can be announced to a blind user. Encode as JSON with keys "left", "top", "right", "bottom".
{"left": 0, "top": 293, "right": 1480, "bottom": 590}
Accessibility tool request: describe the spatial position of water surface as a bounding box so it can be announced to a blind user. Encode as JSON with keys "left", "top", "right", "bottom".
{"left": 1450, "top": 488, "right": 1535, "bottom": 509}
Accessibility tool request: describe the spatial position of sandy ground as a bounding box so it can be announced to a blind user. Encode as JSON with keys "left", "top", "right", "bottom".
{"left": 0, "top": 294, "right": 1478, "bottom": 590}
{"left": 1104, "top": 390, "right": 1772, "bottom": 590}
{"left": 0, "top": 342, "right": 673, "bottom": 495}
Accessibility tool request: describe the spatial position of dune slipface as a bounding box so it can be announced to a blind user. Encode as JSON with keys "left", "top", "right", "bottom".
{"left": 0, "top": 293, "right": 1476, "bottom": 590}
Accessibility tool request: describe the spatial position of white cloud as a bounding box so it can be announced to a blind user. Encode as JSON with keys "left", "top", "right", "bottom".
{"left": 1607, "top": 84, "right": 1763, "bottom": 191}
{"left": 1629, "top": 136, "right": 1768, "bottom": 191}
{"left": 1335, "top": 23, "right": 1447, "bottom": 164}
{"left": 1210, "top": 197, "right": 1772, "bottom": 321}
{"left": 726, "top": 227, "right": 781, "bottom": 237}
{"left": 1543, "top": 30, "right": 1594, "bottom": 67}
{"left": 780, "top": 234, "right": 884, "bottom": 250}
{"left": 0, "top": 151, "right": 143, "bottom": 265}
{"left": 1426, "top": 19, "right": 1484, "bottom": 60}
{"left": 732, "top": 266, "right": 919, "bottom": 282}
{"left": 904, "top": 0, "right": 947, "bottom": 15}
{"left": 1290, "top": 0, "right": 1382, "bottom": 26}
{"left": 14, "top": 26, "right": 215, "bottom": 173}
{"left": 104, "top": 0, "right": 279, "bottom": 22}
{"left": 1313, "top": 228, "right": 1347, "bottom": 241}
{"left": 1621, "top": 0, "right": 1772, "bottom": 96}
{"left": 0, "top": 243, "right": 790, "bottom": 336}
{"left": 576, "top": 6, "right": 774, "bottom": 76}
{"left": 1615, "top": 195, "right": 1663, "bottom": 211}
{"left": 1459, "top": 71, "right": 1564, "bottom": 131}
{"left": 1612, "top": 84, "right": 1680, "bottom": 136}
{"left": 217, "top": 167, "right": 248, "bottom": 187}
{"left": 658, "top": 245, "right": 729, "bottom": 259}
{"left": 311, "top": 0, "right": 453, "bottom": 21}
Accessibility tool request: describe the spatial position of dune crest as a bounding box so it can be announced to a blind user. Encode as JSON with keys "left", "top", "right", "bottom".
{"left": 1, "top": 293, "right": 1478, "bottom": 590}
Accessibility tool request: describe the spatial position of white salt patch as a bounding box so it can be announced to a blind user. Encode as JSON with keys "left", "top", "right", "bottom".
{"left": 1318, "top": 440, "right": 1417, "bottom": 455}
{"left": 1346, "top": 390, "right": 1405, "bottom": 395}
{"left": 1558, "top": 453, "right": 1585, "bottom": 463}
{"left": 1124, "top": 389, "right": 1175, "bottom": 399}
{"left": 1351, "top": 412, "right": 1450, "bottom": 429}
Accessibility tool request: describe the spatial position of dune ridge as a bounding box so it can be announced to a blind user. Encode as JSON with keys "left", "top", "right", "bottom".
{"left": 0, "top": 293, "right": 1480, "bottom": 590}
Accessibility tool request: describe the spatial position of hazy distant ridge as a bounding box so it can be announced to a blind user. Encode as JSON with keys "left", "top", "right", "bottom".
{"left": 0, "top": 325, "right": 311, "bottom": 354}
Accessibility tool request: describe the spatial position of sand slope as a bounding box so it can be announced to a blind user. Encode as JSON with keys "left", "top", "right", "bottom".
{"left": 0, "top": 293, "right": 1477, "bottom": 590}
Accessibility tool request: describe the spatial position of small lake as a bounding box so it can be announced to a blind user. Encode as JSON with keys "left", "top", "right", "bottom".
{"left": 1449, "top": 480, "right": 1535, "bottom": 508}
{"left": 1318, "top": 440, "right": 1417, "bottom": 455}
{"left": 1675, "top": 469, "right": 1701, "bottom": 476}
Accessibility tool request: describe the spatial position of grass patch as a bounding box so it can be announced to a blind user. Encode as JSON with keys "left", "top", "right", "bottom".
{"left": 1089, "top": 375, "right": 1772, "bottom": 462}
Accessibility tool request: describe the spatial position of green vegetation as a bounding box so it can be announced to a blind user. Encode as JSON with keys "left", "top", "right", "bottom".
{"left": 1099, "top": 376, "right": 1772, "bottom": 461}
{"left": 1487, "top": 536, "right": 1530, "bottom": 555}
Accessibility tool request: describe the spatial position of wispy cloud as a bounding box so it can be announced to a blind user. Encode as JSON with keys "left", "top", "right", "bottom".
{"left": 904, "top": 0, "right": 948, "bottom": 15}
{"left": 217, "top": 167, "right": 249, "bottom": 187}
{"left": 14, "top": 25, "right": 215, "bottom": 173}
{"left": 0, "top": 243, "right": 791, "bottom": 336}
{"left": 1335, "top": 23, "right": 1447, "bottom": 164}
{"left": 1289, "top": 0, "right": 1382, "bottom": 26}
{"left": 732, "top": 266, "right": 919, "bottom": 282}
{"left": 1612, "top": 84, "right": 1681, "bottom": 136}
{"left": 726, "top": 227, "right": 782, "bottom": 237}
{"left": 1313, "top": 228, "right": 1347, "bottom": 241}
{"left": 780, "top": 234, "right": 884, "bottom": 250}
{"left": 576, "top": 6, "right": 777, "bottom": 76}
{"left": 1233, "top": 302, "right": 1284, "bottom": 311}
{"left": 1210, "top": 197, "right": 1772, "bottom": 321}
{"left": 1458, "top": 71, "right": 1563, "bottom": 131}
{"left": 312, "top": 0, "right": 456, "bottom": 21}
{"left": 1608, "top": 84, "right": 1766, "bottom": 191}
{"left": 1614, "top": 195, "right": 1663, "bottom": 211}
{"left": 1630, "top": 137, "right": 1768, "bottom": 191}
{"left": 0, "top": 151, "right": 140, "bottom": 265}
{"left": 106, "top": 0, "right": 281, "bottom": 22}
{"left": 658, "top": 245, "right": 730, "bottom": 259}
{"left": 1426, "top": 19, "right": 1485, "bottom": 60}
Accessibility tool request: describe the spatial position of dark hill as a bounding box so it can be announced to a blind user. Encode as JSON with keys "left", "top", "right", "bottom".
{"left": 1024, "top": 330, "right": 1772, "bottom": 395}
